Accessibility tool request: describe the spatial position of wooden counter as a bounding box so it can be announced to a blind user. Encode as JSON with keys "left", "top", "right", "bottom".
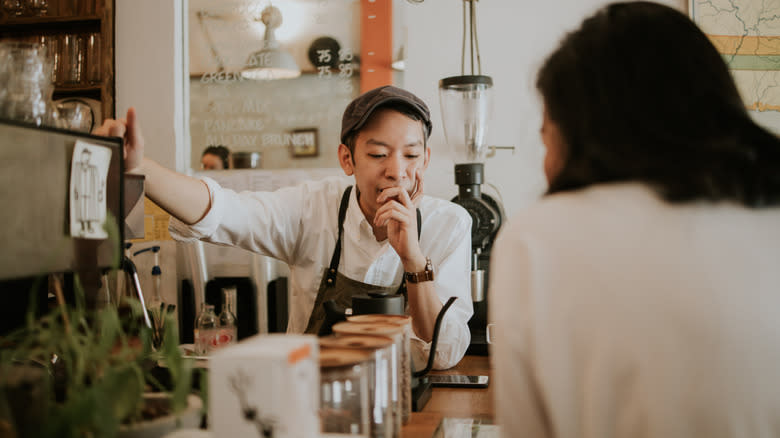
{"left": 425, "top": 355, "right": 494, "bottom": 420}
{"left": 401, "top": 355, "right": 494, "bottom": 437}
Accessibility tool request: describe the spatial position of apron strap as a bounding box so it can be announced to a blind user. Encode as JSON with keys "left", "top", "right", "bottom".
{"left": 326, "top": 185, "right": 422, "bottom": 289}
{"left": 325, "top": 185, "right": 352, "bottom": 287}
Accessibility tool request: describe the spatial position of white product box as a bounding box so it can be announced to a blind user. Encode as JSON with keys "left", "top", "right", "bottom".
{"left": 209, "top": 334, "right": 319, "bottom": 438}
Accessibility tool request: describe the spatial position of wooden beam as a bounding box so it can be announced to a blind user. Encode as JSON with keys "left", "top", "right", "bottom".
{"left": 360, "top": 0, "right": 393, "bottom": 92}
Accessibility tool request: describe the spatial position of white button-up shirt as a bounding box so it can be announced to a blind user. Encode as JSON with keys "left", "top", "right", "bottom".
{"left": 170, "top": 176, "right": 473, "bottom": 369}
{"left": 490, "top": 183, "right": 780, "bottom": 437}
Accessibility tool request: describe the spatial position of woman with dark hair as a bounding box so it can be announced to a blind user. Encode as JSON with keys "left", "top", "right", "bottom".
{"left": 490, "top": 2, "right": 780, "bottom": 437}
{"left": 201, "top": 145, "right": 231, "bottom": 170}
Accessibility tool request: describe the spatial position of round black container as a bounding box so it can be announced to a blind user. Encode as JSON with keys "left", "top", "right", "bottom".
{"left": 351, "top": 293, "right": 404, "bottom": 316}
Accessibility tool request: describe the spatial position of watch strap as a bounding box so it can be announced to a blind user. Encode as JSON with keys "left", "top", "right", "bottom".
{"left": 405, "top": 258, "right": 434, "bottom": 283}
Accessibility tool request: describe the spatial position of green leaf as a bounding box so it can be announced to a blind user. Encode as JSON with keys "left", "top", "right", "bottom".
{"left": 100, "top": 364, "right": 145, "bottom": 422}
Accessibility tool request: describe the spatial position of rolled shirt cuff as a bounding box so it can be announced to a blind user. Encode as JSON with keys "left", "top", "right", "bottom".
{"left": 168, "top": 176, "right": 225, "bottom": 241}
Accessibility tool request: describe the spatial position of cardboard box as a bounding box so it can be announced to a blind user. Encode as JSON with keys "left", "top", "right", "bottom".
{"left": 209, "top": 334, "right": 319, "bottom": 437}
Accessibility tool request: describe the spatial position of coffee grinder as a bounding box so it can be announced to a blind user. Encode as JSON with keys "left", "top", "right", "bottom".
{"left": 438, "top": 0, "right": 505, "bottom": 356}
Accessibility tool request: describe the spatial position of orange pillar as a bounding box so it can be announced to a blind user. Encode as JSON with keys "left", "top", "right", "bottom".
{"left": 360, "top": 0, "right": 393, "bottom": 93}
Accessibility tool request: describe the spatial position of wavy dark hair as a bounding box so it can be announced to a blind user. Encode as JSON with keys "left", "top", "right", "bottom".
{"left": 537, "top": 1, "right": 780, "bottom": 207}
{"left": 202, "top": 145, "right": 231, "bottom": 169}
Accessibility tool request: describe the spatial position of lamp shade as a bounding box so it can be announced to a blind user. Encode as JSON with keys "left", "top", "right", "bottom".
{"left": 439, "top": 75, "right": 493, "bottom": 163}
{"left": 241, "top": 42, "right": 301, "bottom": 80}
{"left": 240, "top": 5, "right": 301, "bottom": 80}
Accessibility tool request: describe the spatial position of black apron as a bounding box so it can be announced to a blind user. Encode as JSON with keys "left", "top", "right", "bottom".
{"left": 304, "top": 186, "right": 421, "bottom": 335}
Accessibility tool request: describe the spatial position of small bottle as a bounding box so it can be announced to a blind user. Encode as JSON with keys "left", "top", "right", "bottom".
{"left": 94, "top": 269, "right": 112, "bottom": 309}
{"left": 217, "top": 287, "right": 237, "bottom": 347}
{"left": 194, "top": 303, "right": 218, "bottom": 356}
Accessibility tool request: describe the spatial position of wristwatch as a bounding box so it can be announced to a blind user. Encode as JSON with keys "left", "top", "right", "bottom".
{"left": 405, "top": 258, "right": 435, "bottom": 283}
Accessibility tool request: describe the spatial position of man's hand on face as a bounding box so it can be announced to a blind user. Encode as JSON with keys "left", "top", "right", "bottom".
{"left": 372, "top": 168, "right": 427, "bottom": 271}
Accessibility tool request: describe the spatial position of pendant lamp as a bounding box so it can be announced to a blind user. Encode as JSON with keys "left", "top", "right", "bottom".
{"left": 241, "top": 5, "right": 301, "bottom": 80}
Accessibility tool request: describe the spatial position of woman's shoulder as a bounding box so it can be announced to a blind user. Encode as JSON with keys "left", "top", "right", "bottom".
{"left": 503, "top": 183, "right": 662, "bottom": 236}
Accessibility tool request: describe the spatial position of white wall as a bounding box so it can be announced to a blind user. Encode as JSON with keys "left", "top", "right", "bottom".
{"left": 115, "top": 0, "right": 188, "bottom": 172}
{"left": 403, "top": 0, "right": 686, "bottom": 217}
{"left": 115, "top": 0, "right": 188, "bottom": 305}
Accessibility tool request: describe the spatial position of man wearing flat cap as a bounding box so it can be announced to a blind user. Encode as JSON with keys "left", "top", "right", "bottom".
{"left": 96, "top": 86, "right": 473, "bottom": 369}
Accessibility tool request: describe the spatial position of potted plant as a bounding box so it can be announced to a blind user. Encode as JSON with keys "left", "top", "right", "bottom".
{"left": 0, "top": 278, "right": 203, "bottom": 438}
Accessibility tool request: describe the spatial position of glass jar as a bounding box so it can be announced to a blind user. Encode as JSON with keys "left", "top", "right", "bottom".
{"left": 347, "top": 314, "right": 414, "bottom": 424}
{"left": 60, "top": 33, "right": 84, "bottom": 85}
{"left": 320, "top": 335, "right": 396, "bottom": 438}
{"left": 0, "top": 41, "right": 55, "bottom": 127}
{"left": 85, "top": 32, "right": 101, "bottom": 84}
{"left": 194, "top": 303, "right": 218, "bottom": 356}
{"left": 319, "top": 348, "right": 371, "bottom": 436}
{"left": 332, "top": 321, "right": 407, "bottom": 430}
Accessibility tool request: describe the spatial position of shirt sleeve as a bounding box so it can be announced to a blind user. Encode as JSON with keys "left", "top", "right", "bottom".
{"left": 168, "top": 176, "right": 305, "bottom": 264}
{"left": 168, "top": 177, "right": 225, "bottom": 241}
{"left": 412, "top": 203, "right": 474, "bottom": 370}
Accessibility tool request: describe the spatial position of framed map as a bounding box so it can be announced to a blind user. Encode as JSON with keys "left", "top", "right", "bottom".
{"left": 689, "top": 0, "right": 780, "bottom": 134}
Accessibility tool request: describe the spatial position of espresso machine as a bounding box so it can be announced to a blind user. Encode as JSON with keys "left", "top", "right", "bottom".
{"left": 440, "top": 78, "right": 503, "bottom": 356}
{"left": 438, "top": 0, "right": 506, "bottom": 356}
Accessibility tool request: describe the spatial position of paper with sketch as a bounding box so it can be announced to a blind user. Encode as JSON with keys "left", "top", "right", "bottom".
{"left": 70, "top": 140, "right": 111, "bottom": 239}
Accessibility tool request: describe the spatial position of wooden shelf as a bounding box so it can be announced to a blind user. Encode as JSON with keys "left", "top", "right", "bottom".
{"left": 0, "top": 16, "right": 101, "bottom": 33}
{"left": 53, "top": 85, "right": 101, "bottom": 100}
{"left": 0, "top": 15, "right": 100, "bottom": 25}
{"left": 54, "top": 84, "right": 101, "bottom": 92}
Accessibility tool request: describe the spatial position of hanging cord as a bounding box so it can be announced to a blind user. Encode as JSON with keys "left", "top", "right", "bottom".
{"left": 471, "top": 0, "right": 482, "bottom": 75}
{"left": 469, "top": 0, "right": 475, "bottom": 74}
{"left": 461, "top": 0, "right": 467, "bottom": 75}
{"left": 197, "top": 10, "right": 225, "bottom": 73}
{"left": 484, "top": 181, "right": 504, "bottom": 205}
{"left": 461, "top": 0, "right": 483, "bottom": 75}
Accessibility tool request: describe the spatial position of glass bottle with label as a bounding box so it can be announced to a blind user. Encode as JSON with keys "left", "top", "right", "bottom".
{"left": 217, "top": 286, "right": 237, "bottom": 347}
{"left": 194, "top": 303, "right": 218, "bottom": 356}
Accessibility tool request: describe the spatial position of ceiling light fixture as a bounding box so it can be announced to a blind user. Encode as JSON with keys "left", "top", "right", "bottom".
{"left": 241, "top": 5, "right": 301, "bottom": 80}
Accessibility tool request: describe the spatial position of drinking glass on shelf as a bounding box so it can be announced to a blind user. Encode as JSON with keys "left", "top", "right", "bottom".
{"left": 37, "top": 34, "right": 60, "bottom": 84}
{"left": 60, "top": 33, "right": 84, "bottom": 85}
{"left": 86, "top": 32, "right": 100, "bottom": 85}
{"left": 22, "top": 0, "right": 46, "bottom": 16}
{"left": 1, "top": 0, "right": 22, "bottom": 16}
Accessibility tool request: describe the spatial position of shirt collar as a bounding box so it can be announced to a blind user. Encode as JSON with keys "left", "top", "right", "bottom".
{"left": 348, "top": 185, "right": 374, "bottom": 237}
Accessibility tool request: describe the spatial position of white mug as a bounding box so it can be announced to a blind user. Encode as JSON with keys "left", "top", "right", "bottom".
{"left": 486, "top": 323, "right": 497, "bottom": 344}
